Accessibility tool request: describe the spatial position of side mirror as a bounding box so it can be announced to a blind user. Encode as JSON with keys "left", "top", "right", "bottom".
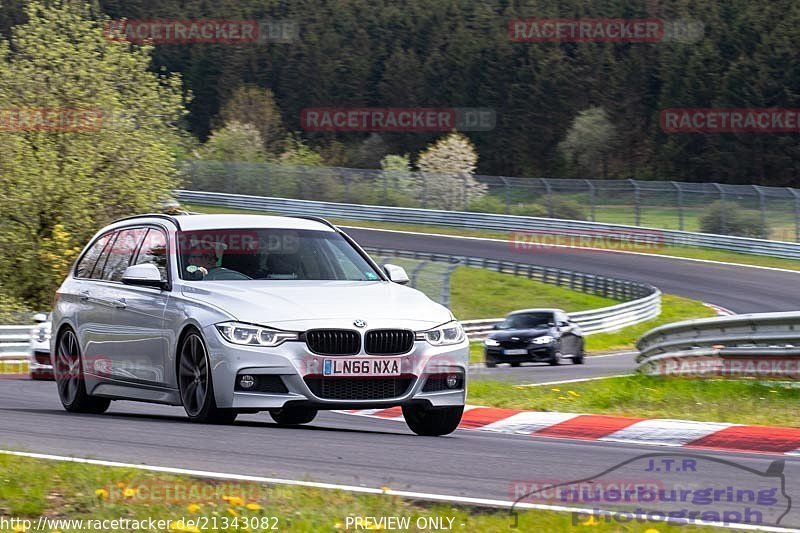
{"left": 121, "top": 263, "right": 168, "bottom": 290}
{"left": 492, "top": 323, "right": 501, "bottom": 330}
{"left": 32, "top": 313, "right": 48, "bottom": 323}
{"left": 547, "top": 321, "right": 557, "bottom": 327}
{"left": 383, "top": 264, "right": 410, "bottom": 284}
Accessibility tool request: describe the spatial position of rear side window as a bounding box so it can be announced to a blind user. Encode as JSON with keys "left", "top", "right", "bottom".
{"left": 75, "top": 233, "right": 113, "bottom": 278}
{"left": 133, "top": 228, "right": 168, "bottom": 281}
{"left": 101, "top": 228, "right": 147, "bottom": 282}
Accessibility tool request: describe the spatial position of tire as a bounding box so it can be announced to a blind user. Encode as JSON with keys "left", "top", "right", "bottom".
{"left": 572, "top": 342, "right": 585, "bottom": 365}
{"left": 54, "top": 329, "right": 110, "bottom": 414}
{"left": 549, "top": 350, "right": 561, "bottom": 366}
{"left": 510, "top": 362, "right": 521, "bottom": 368}
{"left": 178, "top": 329, "right": 237, "bottom": 425}
{"left": 485, "top": 361, "right": 497, "bottom": 368}
{"left": 269, "top": 407, "right": 318, "bottom": 425}
{"left": 402, "top": 405, "right": 464, "bottom": 436}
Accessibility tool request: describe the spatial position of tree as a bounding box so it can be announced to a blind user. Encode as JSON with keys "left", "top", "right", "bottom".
{"left": 414, "top": 133, "right": 486, "bottom": 210}
{"left": 0, "top": 2, "right": 186, "bottom": 307}
{"left": 216, "top": 86, "right": 286, "bottom": 156}
{"left": 558, "top": 107, "right": 618, "bottom": 179}
{"left": 196, "top": 121, "right": 266, "bottom": 163}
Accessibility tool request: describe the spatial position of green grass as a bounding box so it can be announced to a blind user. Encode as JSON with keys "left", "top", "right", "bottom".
{"left": 0, "top": 454, "right": 718, "bottom": 532}
{"left": 450, "top": 267, "right": 618, "bottom": 321}
{"left": 182, "top": 202, "right": 800, "bottom": 271}
{"left": 585, "top": 294, "right": 716, "bottom": 353}
{"left": 468, "top": 375, "right": 800, "bottom": 427}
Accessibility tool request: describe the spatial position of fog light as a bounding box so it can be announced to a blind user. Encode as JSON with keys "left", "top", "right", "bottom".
{"left": 239, "top": 375, "right": 256, "bottom": 390}
{"left": 446, "top": 374, "right": 460, "bottom": 389}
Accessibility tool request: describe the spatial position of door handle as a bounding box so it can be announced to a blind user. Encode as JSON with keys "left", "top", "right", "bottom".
{"left": 79, "top": 291, "right": 90, "bottom": 302}
{"left": 113, "top": 298, "right": 127, "bottom": 309}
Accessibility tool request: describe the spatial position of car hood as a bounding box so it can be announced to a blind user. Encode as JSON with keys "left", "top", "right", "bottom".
{"left": 181, "top": 280, "right": 453, "bottom": 330}
{"left": 489, "top": 328, "right": 554, "bottom": 341}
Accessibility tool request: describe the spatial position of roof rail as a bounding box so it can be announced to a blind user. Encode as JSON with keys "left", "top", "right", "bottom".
{"left": 110, "top": 213, "right": 183, "bottom": 230}
{"left": 290, "top": 215, "right": 337, "bottom": 229}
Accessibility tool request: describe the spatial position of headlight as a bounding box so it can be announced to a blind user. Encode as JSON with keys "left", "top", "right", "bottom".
{"left": 532, "top": 335, "right": 554, "bottom": 345}
{"left": 215, "top": 322, "right": 298, "bottom": 347}
{"left": 484, "top": 338, "right": 500, "bottom": 347}
{"left": 417, "top": 321, "right": 466, "bottom": 346}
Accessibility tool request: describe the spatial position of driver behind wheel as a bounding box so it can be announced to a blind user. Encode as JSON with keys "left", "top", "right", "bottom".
{"left": 185, "top": 245, "right": 219, "bottom": 280}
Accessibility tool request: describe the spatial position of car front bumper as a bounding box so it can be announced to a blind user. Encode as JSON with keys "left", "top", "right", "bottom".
{"left": 485, "top": 345, "right": 556, "bottom": 364}
{"left": 202, "top": 324, "right": 469, "bottom": 410}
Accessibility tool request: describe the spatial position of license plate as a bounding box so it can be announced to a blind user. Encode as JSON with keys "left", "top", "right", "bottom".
{"left": 323, "top": 358, "right": 402, "bottom": 377}
{"left": 504, "top": 349, "right": 528, "bottom": 356}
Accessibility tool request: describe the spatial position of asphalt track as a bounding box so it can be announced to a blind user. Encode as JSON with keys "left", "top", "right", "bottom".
{"left": 3, "top": 228, "right": 800, "bottom": 528}
{"left": 346, "top": 226, "right": 800, "bottom": 314}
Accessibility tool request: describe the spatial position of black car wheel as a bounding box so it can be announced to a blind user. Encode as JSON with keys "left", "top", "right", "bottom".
{"left": 178, "top": 329, "right": 237, "bottom": 424}
{"left": 403, "top": 405, "right": 463, "bottom": 436}
{"left": 55, "top": 329, "right": 110, "bottom": 414}
{"left": 548, "top": 350, "right": 562, "bottom": 366}
{"left": 572, "top": 341, "right": 585, "bottom": 364}
{"left": 269, "top": 407, "right": 318, "bottom": 425}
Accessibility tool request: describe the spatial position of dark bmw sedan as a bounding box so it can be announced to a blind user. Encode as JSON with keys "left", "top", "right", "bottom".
{"left": 483, "top": 309, "right": 584, "bottom": 367}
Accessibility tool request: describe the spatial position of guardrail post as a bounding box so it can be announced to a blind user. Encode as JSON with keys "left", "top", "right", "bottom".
{"left": 441, "top": 262, "right": 461, "bottom": 307}
{"left": 712, "top": 183, "right": 727, "bottom": 234}
{"left": 754, "top": 185, "right": 767, "bottom": 235}
{"left": 500, "top": 177, "right": 510, "bottom": 215}
{"left": 584, "top": 179, "right": 596, "bottom": 221}
{"left": 629, "top": 179, "right": 641, "bottom": 226}
{"left": 790, "top": 187, "right": 800, "bottom": 242}
{"left": 542, "top": 178, "right": 553, "bottom": 217}
{"left": 671, "top": 181, "right": 684, "bottom": 231}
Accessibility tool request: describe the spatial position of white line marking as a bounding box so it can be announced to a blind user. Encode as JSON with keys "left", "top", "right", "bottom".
{"left": 600, "top": 419, "right": 738, "bottom": 447}
{"left": 514, "top": 374, "right": 634, "bottom": 388}
{"left": 0, "top": 450, "right": 793, "bottom": 532}
{"left": 344, "top": 224, "right": 800, "bottom": 277}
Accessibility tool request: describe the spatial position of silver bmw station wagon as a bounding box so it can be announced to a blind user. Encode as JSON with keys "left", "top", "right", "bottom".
{"left": 51, "top": 214, "right": 468, "bottom": 435}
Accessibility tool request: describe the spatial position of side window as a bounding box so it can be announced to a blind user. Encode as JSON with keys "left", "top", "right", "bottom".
{"left": 75, "top": 233, "right": 112, "bottom": 279}
{"left": 89, "top": 232, "right": 118, "bottom": 279}
{"left": 133, "top": 228, "right": 168, "bottom": 281}
{"left": 102, "top": 228, "right": 146, "bottom": 282}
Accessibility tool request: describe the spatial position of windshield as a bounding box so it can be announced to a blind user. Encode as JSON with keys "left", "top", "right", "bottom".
{"left": 499, "top": 312, "right": 554, "bottom": 330}
{"left": 177, "top": 228, "right": 382, "bottom": 281}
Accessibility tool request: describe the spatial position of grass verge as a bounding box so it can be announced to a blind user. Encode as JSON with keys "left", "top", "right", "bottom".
{"left": 0, "top": 454, "right": 719, "bottom": 532}
{"left": 585, "top": 294, "right": 716, "bottom": 353}
{"left": 183, "top": 202, "right": 800, "bottom": 272}
{"left": 468, "top": 375, "right": 800, "bottom": 427}
{"left": 450, "top": 267, "right": 617, "bottom": 320}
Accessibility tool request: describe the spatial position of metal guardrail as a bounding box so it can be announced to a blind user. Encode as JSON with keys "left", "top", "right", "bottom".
{"left": 363, "top": 248, "right": 661, "bottom": 339}
{"left": 175, "top": 190, "right": 800, "bottom": 260}
{"left": 636, "top": 312, "right": 800, "bottom": 378}
{"left": 0, "top": 325, "right": 32, "bottom": 361}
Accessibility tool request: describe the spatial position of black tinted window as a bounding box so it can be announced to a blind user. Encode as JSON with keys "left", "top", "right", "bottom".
{"left": 89, "top": 232, "right": 117, "bottom": 279}
{"left": 75, "top": 233, "right": 113, "bottom": 279}
{"left": 501, "top": 312, "right": 554, "bottom": 329}
{"left": 133, "top": 228, "right": 168, "bottom": 281}
{"left": 101, "top": 228, "right": 146, "bottom": 282}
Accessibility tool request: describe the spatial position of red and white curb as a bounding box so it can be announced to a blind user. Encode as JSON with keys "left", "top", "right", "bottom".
{"left": 703, "top": 302, "right": 736, "bottom": 316}
{"left": 339, "top": 406, "right": 800, "bottom": 456}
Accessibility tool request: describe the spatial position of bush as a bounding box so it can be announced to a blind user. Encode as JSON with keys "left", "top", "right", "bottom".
{"left": 509, "top": 203, "right": 548, "bottom": 217}
{"left": 699, "top": 201, "right": 768, "bottom": 238}
{"left": 547, "top": 196, "right": 588, "bottom": 220}
{"left": 467, "top": 196, "right": 507, "bottom": 213}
